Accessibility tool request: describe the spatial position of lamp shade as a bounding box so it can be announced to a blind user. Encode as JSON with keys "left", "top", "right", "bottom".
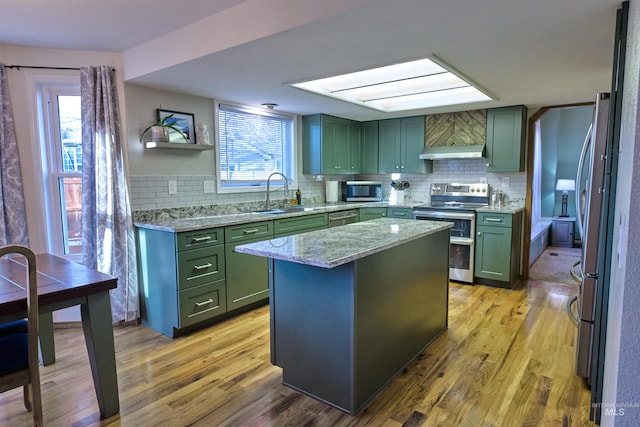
{"left": 556, "top": 179, "right": 576, "bottom": 192}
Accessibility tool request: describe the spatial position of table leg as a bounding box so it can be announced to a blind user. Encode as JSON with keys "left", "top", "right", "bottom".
{"left": 81, "top": 292, "right": 120, "bottom": 418}
{"left": 38, "top": 311, "right": 56, "bottom": 366}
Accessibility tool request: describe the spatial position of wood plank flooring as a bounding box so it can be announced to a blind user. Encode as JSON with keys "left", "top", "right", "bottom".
{"left": 0, "top": 278, "right": 594, "bottom": 426}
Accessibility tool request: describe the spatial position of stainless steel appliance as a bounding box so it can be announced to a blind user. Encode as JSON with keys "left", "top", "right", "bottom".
{"left": 342, "top": 181, "right": 382, "bottom": 202}
{"left": 328, "top": 209, "right": 358, "bottom": 228}
{"left": 568, "top": 93, "right": 610, "bottom": 381}
{"left": 413, "top": 183, "right": 489, "bottom": 283}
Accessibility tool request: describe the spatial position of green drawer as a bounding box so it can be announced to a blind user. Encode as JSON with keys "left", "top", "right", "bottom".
{"left": 176, "top": 228, "right": 224, "bottom": 251}
{"left": 476, "top": 212, "right": 512, "bottom": 228}
{"left": 177, "top": 245, "right": 225, "bottom": 290}
{"left": 274, "top": 213, "right": 328, "bottom": 237}
{"left": 178, "top": 279, "right": 226, "bottom": 328}
{"left": 387, "top": 207, "right": 413, "bottom": 219}
{"left": 225, "top": 221, "right": 273, "bottom": 243}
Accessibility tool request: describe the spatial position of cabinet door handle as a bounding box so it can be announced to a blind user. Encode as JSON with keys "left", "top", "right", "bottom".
{"left": 396, "top": 212, "right": 407, "bottom": 217}
{"left": 193, "top": 263, "right": 213, "bottom": 270}
{"left": 486, "top": 163, "right": 491, "bottom": 167}
{"left": 195, "top": 298, "right": 214, "bottom": 307}
{"left": 192, "top": 236, "right": 212, "bottom": 242}
{"left": 243, "top": 228, "right": 259, "bottom": 235}
{"left": 485, "top": 218, "right": 503, "bottom": 223}
{"left": 477, "top": 232, "right": 482, "bottom": 236}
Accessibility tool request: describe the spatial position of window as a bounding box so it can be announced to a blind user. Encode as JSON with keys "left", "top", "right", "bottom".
{"left": 216, "top": 102, "right": 295, "bottom": 192}
{"left": 39, "top": 85, "right": 83, "bottom": 258}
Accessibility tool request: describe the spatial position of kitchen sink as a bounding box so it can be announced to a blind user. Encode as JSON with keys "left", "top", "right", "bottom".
{"left": 252, "top": 207, "right": 313, "bottom": 214}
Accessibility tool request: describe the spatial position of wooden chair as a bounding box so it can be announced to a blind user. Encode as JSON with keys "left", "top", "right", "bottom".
{"left": 0, "top": 245, "right": 42, "bottom": 426}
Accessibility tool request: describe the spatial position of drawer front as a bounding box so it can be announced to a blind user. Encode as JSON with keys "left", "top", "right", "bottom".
{"left": 176, "top": 228, "right": 223, "bottom": 251}
{"left": 274, "top": 213, "right": 328, "bottom": 236}
{"left": 387, "top": 207, "right": 413, "bottom": 219}
{"left": 179, "top": 280, "right": 227, "bottom": 328}
{"left": 177, "top": 245, "right": 225, "bottom": 290}
{"left": 476, "top": 212, "right": 512, "bottom": 228}
{"left": 225, "top": 221, "right": 274, "bottom": 243}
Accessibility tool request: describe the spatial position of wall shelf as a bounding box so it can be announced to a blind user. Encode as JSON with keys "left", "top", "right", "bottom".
{"left": 144, "top": 141, "right": 214, "bottom": 151}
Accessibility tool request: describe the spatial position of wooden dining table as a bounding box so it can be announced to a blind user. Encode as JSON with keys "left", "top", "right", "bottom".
{"left": 0, "top": 253, "right": 120, "bottom": 419}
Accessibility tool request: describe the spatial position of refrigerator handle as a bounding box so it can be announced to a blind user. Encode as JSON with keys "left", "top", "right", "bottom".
{"left": 570, "top": 259, "right": 583, "bottom": 285}
{"left": 567, "top": 295, "right": 580, "bottom": 325}
{"left": 575, "top": 123, "right": 592, "bottom": 240}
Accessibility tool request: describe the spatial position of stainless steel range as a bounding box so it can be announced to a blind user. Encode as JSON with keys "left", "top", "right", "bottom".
{"left": 413, "top": 183, "right": 489, "bottom": 283}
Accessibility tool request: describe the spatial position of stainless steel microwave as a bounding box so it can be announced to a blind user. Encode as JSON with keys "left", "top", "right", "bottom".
{"left": 342, "top": 181, "right": 383, "bottom": 202}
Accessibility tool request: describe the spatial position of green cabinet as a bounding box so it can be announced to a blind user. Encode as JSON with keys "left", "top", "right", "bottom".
{"left": 378, "top": 116, "right": 432, "bottom": 174}
{"left": 359, "top": 207, "right": 387, "bottom": 221}
{"left": 274, "top": 213, "right": 328, "bottom": 237}
{"left": 137, "top": 226, "right": 227, "bottom": 337}
{"left": 302, "top": 114, "right": 361, "bottom": 175}
{"left": 474, "top": 211, "right": 523, "bottom": 288}
{"left": 387, "top": 207, "right": 413, "bottom": 219}
{"left": 224, "top": 221, "right": 274, "bottom": 311}
{"left": 485, "top": 106, "right": 527, "bottom": 172}
{"left": 360, "top": 120, "right": 379, "bottom": 174}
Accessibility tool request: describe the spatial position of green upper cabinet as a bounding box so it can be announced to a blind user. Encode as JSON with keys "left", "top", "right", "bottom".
{"left": 378, "top": 116, "right": 432, "bottom": 174}
{"left": 302, "top": 114, "right": 361, "bottom": 175}
{"left": 485, "top": 105, "right": 527, "bottom": 172}
{"left": 360, "top": 120, "right": 379, "bottom": 174}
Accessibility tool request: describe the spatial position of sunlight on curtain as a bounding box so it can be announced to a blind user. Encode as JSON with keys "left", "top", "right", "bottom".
{"left": 0, "top": 64, "right": 29, "bottom": 246}
{"left": 81, "top": 66, "right": 138, "bottom": 323}
{"left": 532, "top": 120, "right": 542, "bottom": 227}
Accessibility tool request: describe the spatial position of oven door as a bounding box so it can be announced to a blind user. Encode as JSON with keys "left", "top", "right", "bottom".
{"left": 412, "top": 210, "right": 475, "bottom": 238}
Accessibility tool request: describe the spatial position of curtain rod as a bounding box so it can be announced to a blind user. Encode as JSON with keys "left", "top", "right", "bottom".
{"left": 5, "top": 65, "right": 81, "bottom": 71}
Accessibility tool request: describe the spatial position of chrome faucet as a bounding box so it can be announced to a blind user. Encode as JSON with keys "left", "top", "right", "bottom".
{"left": 265, "top": 172, "right": 289, "bottom": 210}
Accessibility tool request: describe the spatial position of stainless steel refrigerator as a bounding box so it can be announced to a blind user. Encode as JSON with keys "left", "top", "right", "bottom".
{"left": 569, "top": 93, "right": 610, "bottom": 381}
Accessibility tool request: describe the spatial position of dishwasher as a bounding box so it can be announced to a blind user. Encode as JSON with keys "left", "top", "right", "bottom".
{"left": 328, "top": 209, "right": 359, "bottom": 228}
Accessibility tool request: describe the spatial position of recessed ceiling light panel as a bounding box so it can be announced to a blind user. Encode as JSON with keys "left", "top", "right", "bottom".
{"left": 289, "top": 56, "right": 493, "bottom": 112}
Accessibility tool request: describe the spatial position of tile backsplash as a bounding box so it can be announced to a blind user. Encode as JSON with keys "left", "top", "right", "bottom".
{"left": 130, "top": 158, "right": 526, "bottom": 214}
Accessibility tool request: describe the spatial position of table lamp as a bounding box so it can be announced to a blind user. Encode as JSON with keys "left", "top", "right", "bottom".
{"left": 556, "top": 179, "right": 575, "bottom": 217}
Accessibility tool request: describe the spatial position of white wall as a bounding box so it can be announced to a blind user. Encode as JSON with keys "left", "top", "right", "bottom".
{"left": 602, "top": 0, "right": 640, "bottom": 425}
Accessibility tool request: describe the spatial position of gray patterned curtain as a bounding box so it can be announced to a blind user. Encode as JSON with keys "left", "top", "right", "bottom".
{"left": 81, "top": 66, "right": 138, "bottom": 322}
{"left": 0, "top": 64, "right": 29, "bottom": 246}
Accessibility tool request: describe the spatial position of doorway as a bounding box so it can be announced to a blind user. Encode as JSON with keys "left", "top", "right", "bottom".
{"left": 523, "top": 103, "right": 593, "bottom": 279}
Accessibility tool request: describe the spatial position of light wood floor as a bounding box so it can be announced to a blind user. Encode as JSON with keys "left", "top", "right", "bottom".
{"left": 0, "top": 278, "right": 595, "bottom": 426}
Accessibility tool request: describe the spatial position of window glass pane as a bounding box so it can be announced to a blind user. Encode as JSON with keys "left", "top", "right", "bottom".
{"left": 59, "top": 177, "right": 82, "bottom": 255}
{"left": 218, "top": 104, "right": 293, "bottom": 188}
{"left": 57, "top": 95, "right": 82, "bottom": 172}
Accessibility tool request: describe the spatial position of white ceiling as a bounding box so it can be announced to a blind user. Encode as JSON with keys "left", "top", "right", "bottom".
{"left": 0, "top": 0, "right": 623, "bottom": 121}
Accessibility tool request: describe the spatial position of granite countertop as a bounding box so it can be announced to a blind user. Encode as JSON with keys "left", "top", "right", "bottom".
{"left": 476, "top": 201, "right": 525, "bottom": 214}
{"left": 134, "top": 201, "right": 418, "bottom": 233}
{"left": 234, "top": 217, "right": 451, "bottom": 269}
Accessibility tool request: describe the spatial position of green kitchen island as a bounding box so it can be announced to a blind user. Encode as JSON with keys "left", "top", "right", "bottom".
{"left": 235, "top": 218, "right": 451, "bottom": 415}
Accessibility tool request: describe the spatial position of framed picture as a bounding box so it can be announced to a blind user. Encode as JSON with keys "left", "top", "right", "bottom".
{"left": 157, "top": 109, "right": 196, "bottom": 144}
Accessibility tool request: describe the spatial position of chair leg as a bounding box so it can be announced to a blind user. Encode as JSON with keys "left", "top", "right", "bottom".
{"left": 31, "top": 381, "right": 43, "bottom": 426}
{"left": 23, "top": 384, "right": 32, "bottom": 411}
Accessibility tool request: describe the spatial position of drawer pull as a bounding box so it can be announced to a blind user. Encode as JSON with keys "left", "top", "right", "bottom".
{"left": 485, "top": 218, "right": 503, "bottom": 223}
{"left": 193, "top": 263, "right": 213, "bottom": 270}
{"left": 243, "top": 228, "right": 259, "bottom": 235}
{"left": 192, "top": 236, "right": 212, "bottom": 242}
{"left": 195, "top": 298, "right": 214, "bottom": 307}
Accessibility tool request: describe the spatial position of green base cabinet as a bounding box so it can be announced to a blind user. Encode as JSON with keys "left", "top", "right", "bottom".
{"left": 137, "top": 227, "right": 227, "bottom": 337}
{"left": 474, "top": 211, "right": 523, "bottom": 288}
{"left": 358, "top": 207, "right": 387, "bottom": 222}
{"left": 387, "top": 207, "right": 413, "bottom": 219}
{"left": 274, "top": 213, "right": 328, "bottom": 238}
{"left": 485, "top": 106, "right": 527, "bottom": 172}
{"left": 378, "top": 116, "right": 432, "bottom": 174}
{"left": 224, "top": 221, "right": 274, "bottom": 311}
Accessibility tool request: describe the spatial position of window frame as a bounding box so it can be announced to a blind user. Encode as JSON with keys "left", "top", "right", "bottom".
{"left": 37, "top": 83, "right": 83, "bottom": 261}
{"left": 214, "top": 101, "right": 297, "bottom": 194}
